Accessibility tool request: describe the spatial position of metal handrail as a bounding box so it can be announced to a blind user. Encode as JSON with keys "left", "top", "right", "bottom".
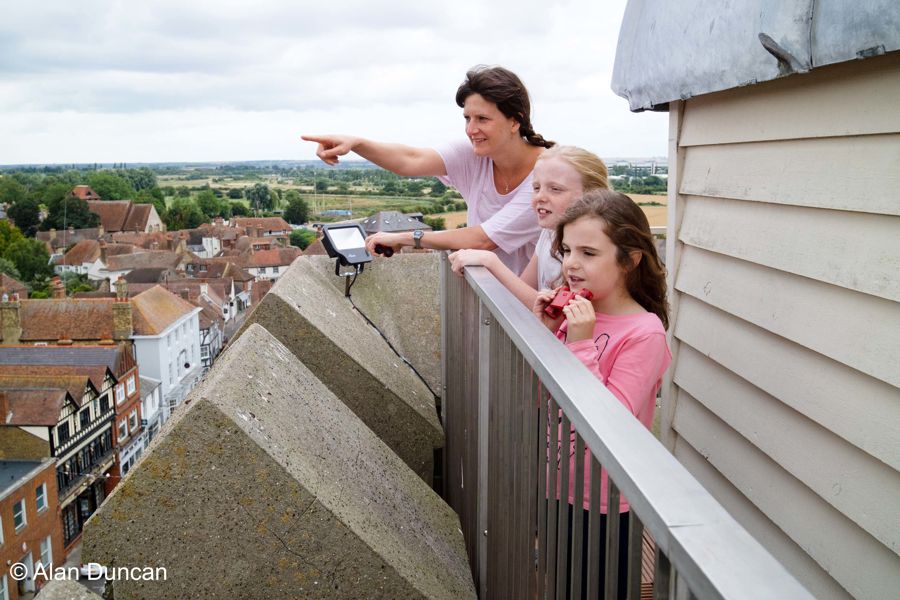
{"left": 442, "top": 261, "right": 812, "bottom": 599}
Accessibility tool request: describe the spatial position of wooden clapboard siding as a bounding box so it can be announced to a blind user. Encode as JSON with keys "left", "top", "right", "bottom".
{"left": 663, "top": 53, "right": 900, "bottom": 599}
{"left": 673, "top": 392, "right": 900, "bottom": 600}
{"left": 674, "top": 343, "right": 900, "bottom": 548}
{"left": 680, "top": 135, "right": 900, "bottom": 216}
{"left": 679, "top": 52, "right": 900, "bottom": 146}
{"left": 673, "top": 439, "right": 853, "bottom": 600}
{"left": 675, "top": 245, "right": 900, "bottom": 387}
{"left": 674, "top": 295, "right": 900, "bottom": 470}
{"left": 679, "top": 194, "right": 900, "bottom": 300}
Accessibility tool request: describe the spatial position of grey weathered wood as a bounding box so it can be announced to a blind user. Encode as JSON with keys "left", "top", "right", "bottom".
{"left": 673, "top": 392, "right": 900, "bottom": 600}
{"left": 674, "top": 245, "right": 900, "bottom": 388}
{"left": 679, "top": 53, "right": 900, "bottom": 146}
{"left": 678, "top": 194, "right": 900, "bottom": 301}
{"left": 605, "top": 480, "right": 621, "bottom": 600}
{"left": 674, "top": 343, "right": 900, "bottom": 548}
{"left": 674, "top": 294, "right": 900, "bottom": 471}
{"left": 571, "top": 434, "right": 586, "bottom": 600}
{"left": 627, "top": 513, "right": 645, "bottom": 600}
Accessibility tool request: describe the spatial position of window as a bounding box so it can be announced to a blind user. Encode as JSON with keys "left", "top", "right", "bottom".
{"left": 13, "top": 499, "right": 26, "bottom": 531}
{"left": 273, "top": 266, "right": 280, "bottom": 274}
{"left": 100, "top": 395, "right": 110, "bottom": 413}
{"left": 126, "top": 376, "right": 136, "bottom": 396}
{"left": 57, "top": 422, "right": 70, "bottom": 445}
{"left": 118, "top": 419, "right": 127, "bottom": 440}
{"left": 168, "top": 363, "right": 174, "bottom": 385}
{"left": 175, "top": 327, "right": 180, "bottom": 342}
{"left": 35, "top": 483, "right": 47, "bottom": 512}
{"left": 129, "top": 410, "right": 138, "bottom": 431}
{"left": 39, "top": 535, "right": 52, "bottom": 568}
{"left": 167, "top": 333, "right": 172, "bottom": 348}
{"left": 80, "top": 408, "right": 91, "bottom": 429}
{"left": 115, "top": 384, "right": 125, "bottom": 405}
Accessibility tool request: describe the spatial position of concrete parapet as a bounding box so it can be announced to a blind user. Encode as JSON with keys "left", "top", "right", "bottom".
{"left": 35, "top": 579, "right": 103, "bottom": 600}
{"left": 306, "top": 253, "right": 442, "bottom": 396}
{"left": 235, "top": 256, "right": 442, "bottom": 483}
{"left": 82, "top": 324, "right": 474, "bottom": 599}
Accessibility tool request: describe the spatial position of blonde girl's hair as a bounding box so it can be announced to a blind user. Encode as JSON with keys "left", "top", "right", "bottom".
{"left": 552, "top": 189, "right": 670, "bottom": 329}
{"left": 536, "top": 145, "right": 609, "bottom": 192}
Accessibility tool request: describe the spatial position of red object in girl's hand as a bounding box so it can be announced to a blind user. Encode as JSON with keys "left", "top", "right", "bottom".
{"left": 544, "top": 287, "right": 594, "bottom": 319}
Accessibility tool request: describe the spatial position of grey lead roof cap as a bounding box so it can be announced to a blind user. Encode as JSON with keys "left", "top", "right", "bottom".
{"left": 612, "top": 0, "right": 900, "bottom": 111}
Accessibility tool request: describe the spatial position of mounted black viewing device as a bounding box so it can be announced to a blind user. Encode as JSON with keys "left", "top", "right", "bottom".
{"left": 322, "top": 223, "right": 373, "bottom": 296}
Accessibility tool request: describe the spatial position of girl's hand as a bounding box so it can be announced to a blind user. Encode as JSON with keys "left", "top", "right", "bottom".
{"left": 562, "top": 295, "right": 596, "bottom": 342}
{"left": 447, "top": 249, "right": 496, "bottom": 276}
{"left": 301, "top": 134, "right": 359, "bottom": 165}
{"left": 533, "top": 287, "right": 565, "bottom": 331}
{"left": 365, "top": 232, "right": 405, "bottom": 255}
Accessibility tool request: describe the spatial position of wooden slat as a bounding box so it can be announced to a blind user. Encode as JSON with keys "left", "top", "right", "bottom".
{"left": 673, "top": 438, "right": 853, "bottom": 600}
{"left": 672, "top": 391, "right": 900, "bottom": 600}
{"left": 679, "top": 194, "right": 900, "bottom": 301}
{"left": 679, "top": 135, "right": 900, "bottom": 216}
{"left": 674, "top": 245, "right": 900, "bottom": 388}
{"left": 679, "top": 52, "right": 900, "bottom": 146}
{"left": 674, "top": 294, "right": 900, "bottom": 470}
{"left": 674, "top": 343, "right": 900, "bottom": 548}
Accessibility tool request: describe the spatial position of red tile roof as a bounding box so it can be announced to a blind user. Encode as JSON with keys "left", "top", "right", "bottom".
{"left": 231, "top": 217, "right": 292, "bottom": 233}
{"left": 0, "top": 274, "right": 28, "bottom": 297}
{"left": 0, "top": 373, "right": 94, "bottom": 406}
{"left": 71, "top": 185, "right": 101, "bottom": 200}
{"left": 248, "top": 248, "right": 302, "bottom": 268}
{"left": 1, "top": 389, "right": 70, "bottom": 426}
{"left": 131, "top": 285, "right": 198, "bottom": 335}
{"left": 87, "top": 200, "right": 156, "bottom": 233}
{"left": 105, "top": 251, "right": 182, "bottom": 272}
{"left": 10, "top": 299, "right": 118, "bottom": 342}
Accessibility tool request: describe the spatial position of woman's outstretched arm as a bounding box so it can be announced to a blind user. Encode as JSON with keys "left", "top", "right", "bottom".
{"left": 301, "top": 134, "right": 446, "bottom": 177}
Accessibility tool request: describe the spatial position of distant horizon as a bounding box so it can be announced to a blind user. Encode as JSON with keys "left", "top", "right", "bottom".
{"left": 0, "top": 155, "right": 669, "bottom": 170}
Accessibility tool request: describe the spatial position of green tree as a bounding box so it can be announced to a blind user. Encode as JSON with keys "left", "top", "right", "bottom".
{"left": 0, "top": 257, "right": 22, "bottom": 281}
{"left": 86, "top": 172, "right": 135, "bottom": 200}
{"left": 429, "top": 179, "right": 447, "bottom": 197}
{"left": 0, "top": 178, "right": 27, "bottom": 205}
{"left": 230, "top": 202, "right": 250, "bottom": 216}
{"left": 0, "top": 221, "right": 26, "bottom": 256}
{"left": 7, "top": 197, "right": 41, "bottom": 237}
{"left": 134, "top": 190, "right": 167, "bottom": 218}
{"left": 423, "top": 216, "right": 446, "bottom": 231}
{"left": 283, "top": 193, "right": 309, "bottom": 225}
{"left": 61, "top": 271, "right": 94, "bottom": 295}
{"left": 42, "top": 195, "right": 100, "bottom": 231}
{"left": 4, "top": 238, "right": 52, "bottom": 282}
{"left": 119, "top": 168, "right": 157, "bottom": 191}
{"left": 227, "top": 188, "right": 243, "bottom": 199}
{"left": 165, "top": 198, "right": 205, "bottom": 230}
{"left": 196, "top": 190, "right": 220, "bottom": 218}
{"left": 289, "top": 229, "right": 317, "bottom": 250}
{"left": 314, "top": 180, "right": 328, "bottom": 194}
{"left": 245, "top": 183, "right": 273, "bottom": 213}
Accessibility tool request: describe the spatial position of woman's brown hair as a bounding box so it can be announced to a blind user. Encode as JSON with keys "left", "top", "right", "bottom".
{"left": 455, "top": 65, "right": 555, "bottom": 149}
{"left": 552, "top": 189, "right": 669, "bottom": 329}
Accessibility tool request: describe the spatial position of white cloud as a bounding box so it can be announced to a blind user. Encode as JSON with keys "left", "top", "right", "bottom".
{"left": 0, "top": 0, "right": 668, "bottom": 164}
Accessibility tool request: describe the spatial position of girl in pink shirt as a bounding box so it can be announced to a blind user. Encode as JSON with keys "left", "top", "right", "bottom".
{"left": 533, "top": 189, "right": 671, "bottom": 599}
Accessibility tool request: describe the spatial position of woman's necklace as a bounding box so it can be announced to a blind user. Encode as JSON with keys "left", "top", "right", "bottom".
{"left": 495, "top": 165, "right": 512, "bottom": 194}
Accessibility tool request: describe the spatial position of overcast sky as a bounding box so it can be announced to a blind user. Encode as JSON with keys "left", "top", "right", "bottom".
{"left": 0, "top": 0, "right": 668, "bottom": 165}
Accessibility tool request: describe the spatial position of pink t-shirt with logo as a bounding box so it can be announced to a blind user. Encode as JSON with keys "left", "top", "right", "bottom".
{"left": 437, "top": 140, "right": 541, "bottom": 275}
{"left": 554, "top": 310, "right": 671, "bottom": 513}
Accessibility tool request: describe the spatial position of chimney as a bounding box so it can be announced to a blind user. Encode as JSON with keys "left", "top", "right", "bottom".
{"left": 200, "top": 283, "right": 208, "bottom": 298}
{"left": 1, "top": 297, "right": 22, "bottom": 345}
{"left": 150, "top": 241, "right": 159, "bottom": 251}
{"left": 98, "top": 224, "right": 104, "bottom": 238}
{"left": 113, "top": 286, "right": 133, "bottom": 341}
{"left": 49, "top": 228, "right": 57, "bottom": 242}
{"left": 99, "top": 241, "right": 108, "bottom": 264}
{"left": 115, "top": 276, "right": 127, "bottom": 300}
{"left": 179, "top": 290, "right": 189, "bottom": 300}
{"left": 51, "top": 277, "right": 65, "bottom": 299}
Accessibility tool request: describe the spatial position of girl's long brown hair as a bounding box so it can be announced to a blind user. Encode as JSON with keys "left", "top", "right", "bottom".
{"left": 552, "top": 189, "right": 670, "bottom": 329}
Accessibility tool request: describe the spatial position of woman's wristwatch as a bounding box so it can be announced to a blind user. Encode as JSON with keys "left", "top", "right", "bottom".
{"left": 412, "top": 229, "right": 424, "bottom": 249}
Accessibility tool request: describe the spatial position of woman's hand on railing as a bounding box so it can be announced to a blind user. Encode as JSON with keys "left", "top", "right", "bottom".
{"left": 447, "top": 249, "right": 498, "bottom": 277}
{"left": 533, "top": 287, "right": 566, "bottom": 332}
